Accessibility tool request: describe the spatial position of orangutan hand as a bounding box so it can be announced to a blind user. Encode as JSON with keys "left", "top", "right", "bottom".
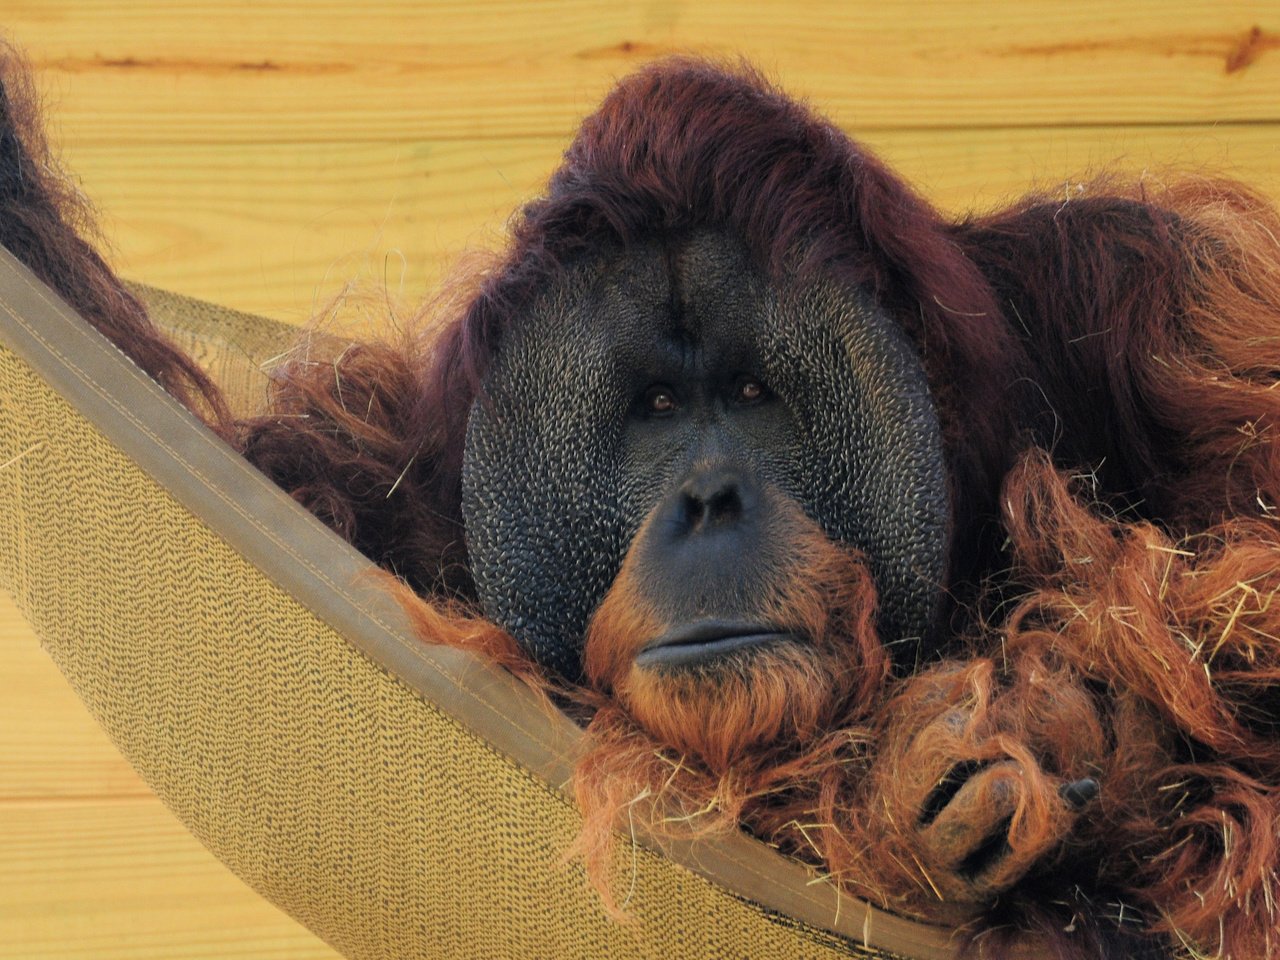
{"left": 874, "top": 662, "right": 1102, "bottom": 905}
{"left": 906, "top": 715, "right": 1098, "bottom": 901}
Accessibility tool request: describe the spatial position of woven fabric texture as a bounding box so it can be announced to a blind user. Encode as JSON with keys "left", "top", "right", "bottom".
{"left": 128, "top": 282, "right": 299, "bottom": 417}
{"left": 0, "top": 310, "right": 915, "bottom": 958}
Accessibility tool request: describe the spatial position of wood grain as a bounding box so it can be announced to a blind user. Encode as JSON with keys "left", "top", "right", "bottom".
{"left": 54, "top": 124, "right": 1280, "bottom": 319}
{"left": 2, "top": 804, "right": 343, "bottom": 959}
{"left": 6, "top": 1, "right": 1280, "bottom": 144}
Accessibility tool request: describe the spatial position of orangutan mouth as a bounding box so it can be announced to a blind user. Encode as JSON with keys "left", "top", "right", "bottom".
{"left": 634, "top": 620, "right": 795, "bottom": 669}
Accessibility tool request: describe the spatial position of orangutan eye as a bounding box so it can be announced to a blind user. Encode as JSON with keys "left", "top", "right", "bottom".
{"left": 644, "top": 386, "right": 678, "bottom": 416}
{"left": 736, "top": 378, "right": 766, "bottom": 404}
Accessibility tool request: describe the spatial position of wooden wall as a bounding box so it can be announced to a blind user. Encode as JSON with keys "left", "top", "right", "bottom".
{"left": 2, "top": 2, "right": 1277, "bottom": 956}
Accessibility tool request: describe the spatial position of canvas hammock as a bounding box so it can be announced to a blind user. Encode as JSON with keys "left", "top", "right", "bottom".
{"left": 0, "top": 245, "right": 1042, "bottom": 959}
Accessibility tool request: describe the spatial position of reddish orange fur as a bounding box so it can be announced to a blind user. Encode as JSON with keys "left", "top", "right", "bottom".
{"left": 995, "top": 455, "right": 1280, "bottom": 956}
{"left": 572, "top": 491, "right": 890, "bottom": 915}
{"left": 511, "top": 451, "right": 1280, "bottom": 956}
{"left": 389, "top": 410, "right": 1280, "bottom": 956}
{"left": 377, "top": 572, "right": 559, "bottom": 704}
{"left": 1144, "top": 179, "right": 1280, "bottom": 528}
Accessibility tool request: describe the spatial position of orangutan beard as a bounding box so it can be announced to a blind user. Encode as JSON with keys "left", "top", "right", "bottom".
{"left": 583, "top": 500, "right": 891, "bottom": 774}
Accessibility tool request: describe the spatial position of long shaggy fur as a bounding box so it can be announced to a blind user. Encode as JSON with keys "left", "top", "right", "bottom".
{"left": 0, "top": 45, "right": 230, "bottom": 430}
{"left": 3, "top": 49, "right": 1279, "bottom": 959}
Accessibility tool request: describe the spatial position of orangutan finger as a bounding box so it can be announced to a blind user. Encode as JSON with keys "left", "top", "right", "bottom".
{"left": 917, "top": 760, "right": 1020, "bottom": 878}
{"left": 916, "top": 760, "right": 1091, "bottom": 901}
{"left": 1060, "top": 777, "right": 1100, "bottom": 811}
{"left": 892, "top": 708, "right": 986, "bottom": 811}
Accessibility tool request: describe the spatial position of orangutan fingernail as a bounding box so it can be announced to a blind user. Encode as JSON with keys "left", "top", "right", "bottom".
{"left": 1060, "top": 777, "right": 1100, "bottom": 810}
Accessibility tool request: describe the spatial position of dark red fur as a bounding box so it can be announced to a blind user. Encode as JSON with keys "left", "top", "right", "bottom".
{"left": 955, "top": 178, "right": 1280, "bottom": 533}
{"left": 0, "top": 47, "right": 231, "bottom": 432}
{"left": 4, "top": 49, "right": 1279, "bottom": 958}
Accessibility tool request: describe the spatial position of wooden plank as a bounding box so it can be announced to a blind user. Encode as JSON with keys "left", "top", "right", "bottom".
{"left": 66, "top": 137, "right": 556, "bottom": 321}
{"left": 48, "top": 124, "right": 1280, "bottom": 319}
{"left": 0, "top": 797, "right": 343, "bottom": 958}
{"left": 869, "top": 121, "right": 1280, "bottom": 216}
{"left": 5, "top": 1, "right": 1280, "bottom": 144}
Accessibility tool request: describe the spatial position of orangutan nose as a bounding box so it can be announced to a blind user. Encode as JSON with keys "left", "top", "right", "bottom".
{"left": 672, "top": 466, "right": 753, "bottom": 535}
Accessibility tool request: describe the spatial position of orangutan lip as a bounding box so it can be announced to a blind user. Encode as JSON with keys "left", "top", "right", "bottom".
{"left": 635, "top": 620, "right": 792, "bottom": 669}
